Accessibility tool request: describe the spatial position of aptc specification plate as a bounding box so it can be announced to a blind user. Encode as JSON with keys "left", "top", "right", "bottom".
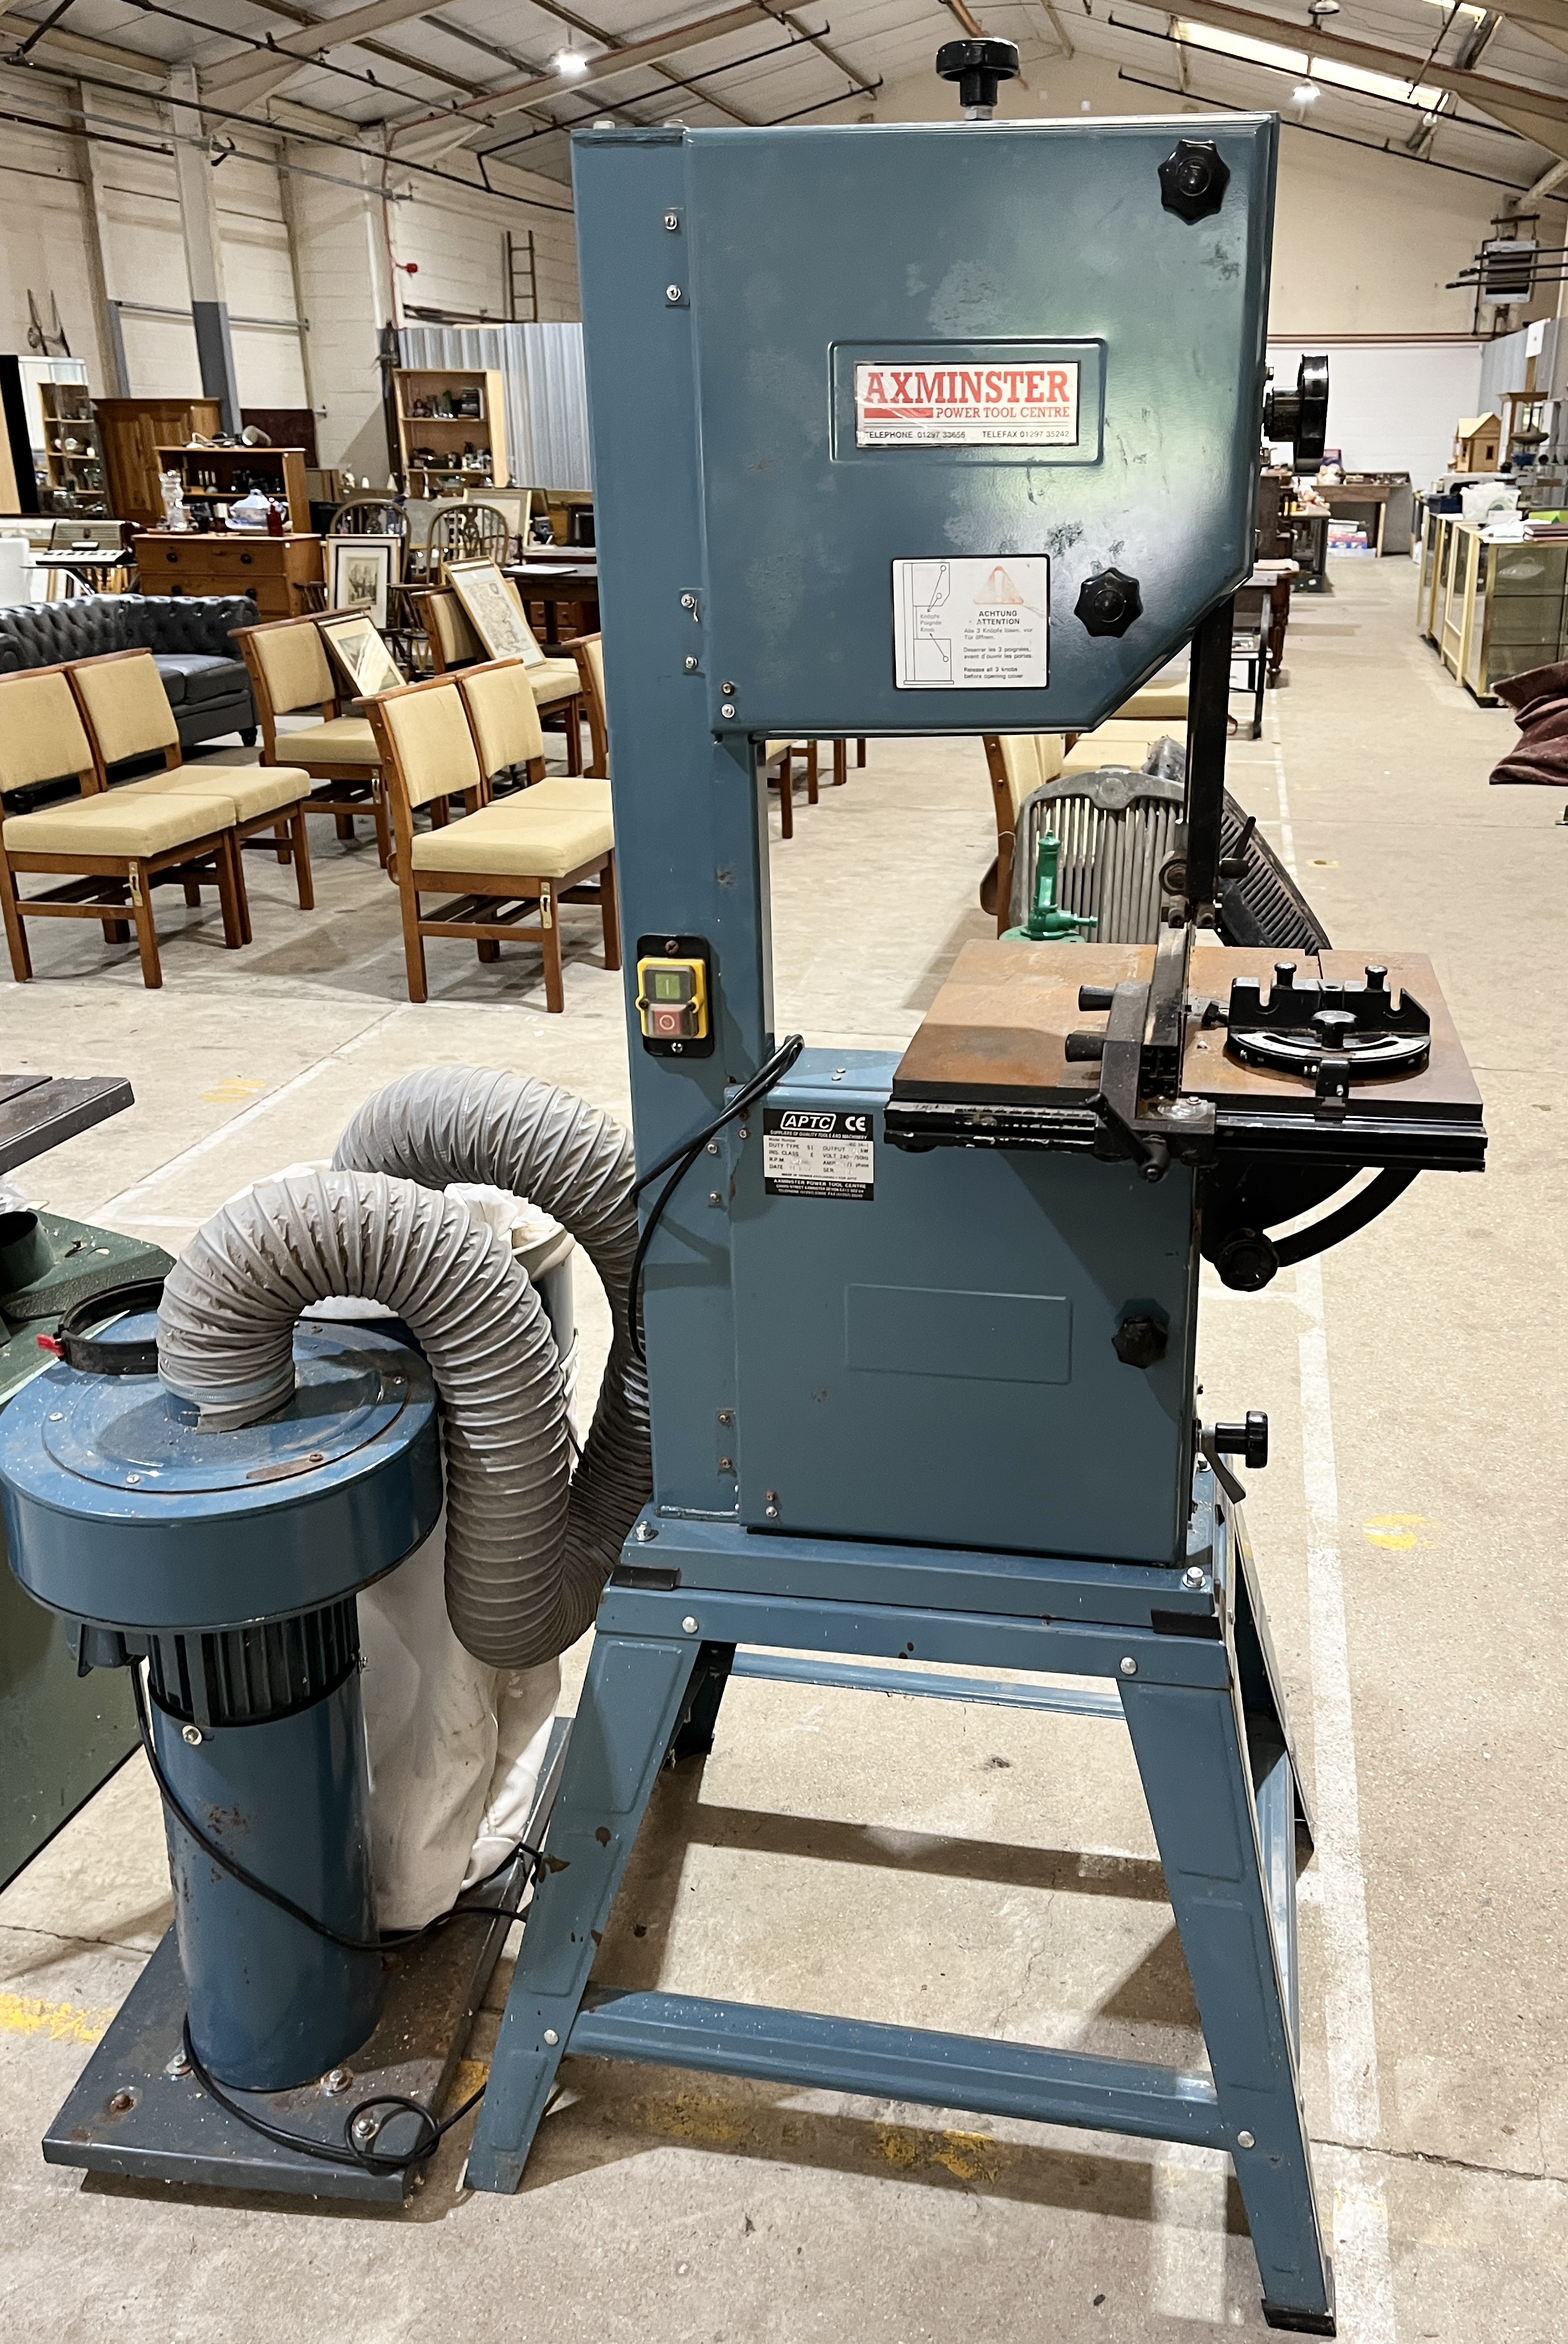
{"left": 762, "top": 1107, "right": 875, "bottom": 1201}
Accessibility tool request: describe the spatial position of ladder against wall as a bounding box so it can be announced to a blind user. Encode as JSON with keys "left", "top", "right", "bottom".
{"left": 506, "top": 230, "right": 538, "bottom": 325}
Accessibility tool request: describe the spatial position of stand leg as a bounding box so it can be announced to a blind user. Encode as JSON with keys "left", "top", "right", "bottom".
{"left": 465, "top": 1633, "right": 703, "bottom": 2194}
{"left": 1122, "top": 1677, "right": 1335, "bottom": 2333}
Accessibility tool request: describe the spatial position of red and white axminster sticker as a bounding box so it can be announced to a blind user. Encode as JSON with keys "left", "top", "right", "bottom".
{"left": 854, "top": 360, "right": 1079, "bottom": 448}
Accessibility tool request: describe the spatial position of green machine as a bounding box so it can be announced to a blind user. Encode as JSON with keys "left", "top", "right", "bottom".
{"left": 0, "top": 1074, "right": 172, "bottom": 1890}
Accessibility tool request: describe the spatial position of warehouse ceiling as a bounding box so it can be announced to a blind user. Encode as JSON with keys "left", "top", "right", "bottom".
{"left": 3, "top": 0, "right": 1568, "bottom": 205}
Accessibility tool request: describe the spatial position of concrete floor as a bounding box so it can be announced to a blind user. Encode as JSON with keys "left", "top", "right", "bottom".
{"left": 2, "top": 560, "right": 1565, "bottom": 2342}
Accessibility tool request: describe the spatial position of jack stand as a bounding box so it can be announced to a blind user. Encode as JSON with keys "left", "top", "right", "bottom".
{"left": 468, "top": 1472, "right": 1337, "bottom": 2335}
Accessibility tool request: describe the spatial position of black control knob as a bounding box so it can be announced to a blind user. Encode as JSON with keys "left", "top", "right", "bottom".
{"left": 1214, "top": 1411, "right": 1269, "bottom": 1469}
{"left": 1159, "top": 139, "right": 1230, "bottom": 224}
{"left": 1075, "top": 568, "right": 1143, "bottom": 639}
{"left": 1213, "top": 1229, "right": 1279, "bottom": 1293}
{"left": 936, "top": 38, "right": 1020, "bottom": 116}
{"left": 1064, "top": 1032, "right": 1107, "bottom": 1063}
{"left": 1077, "top": 986, "right": 1115, "bottom": 1012}
{"left": 1113, "top": 1313, "right": 1169, "bottom": 1369}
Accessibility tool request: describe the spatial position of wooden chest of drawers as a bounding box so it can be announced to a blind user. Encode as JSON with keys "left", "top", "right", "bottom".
{"left": 132, "top": 532, "right": 322, "bottom": 619}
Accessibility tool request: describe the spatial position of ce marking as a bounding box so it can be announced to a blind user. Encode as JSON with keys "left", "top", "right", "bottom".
{"left": 842, "top": 1114, "right": 869, "bottom": 1133}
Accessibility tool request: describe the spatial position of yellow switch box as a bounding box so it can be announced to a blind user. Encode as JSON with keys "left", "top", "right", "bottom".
{"left": 636, "top": 953, "right": 709, "bottom": 1047}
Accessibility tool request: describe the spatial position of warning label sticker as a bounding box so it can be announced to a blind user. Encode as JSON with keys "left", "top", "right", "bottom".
{"left": 892, "top": 556, "right": 1048, "bottom": 691}
{"left": 763, "top": 1107, "right": 874, "bottom": 1201}
{"left": 854, "top": 360, "right": 1079, "bottom": 448}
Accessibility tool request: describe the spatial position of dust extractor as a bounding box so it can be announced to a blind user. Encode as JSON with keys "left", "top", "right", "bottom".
{"left": 0, "top": 1068, "right": 650, "bottom": 2186}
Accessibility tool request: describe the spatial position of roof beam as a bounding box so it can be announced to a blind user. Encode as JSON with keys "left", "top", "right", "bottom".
{"left": 484, "top": 0, "right": 759, "bottom": 130}
{"left": 1168, "top": 0, "right": 1568, "bottom": 126}
{"left": 1, "top": 17, "right": 171, "bottom": 82}
{"left": 389, "top": 2, "right": 770, "bottom": 153}
{"left": 201, "top": 0, "right": 448, "bottom": 106}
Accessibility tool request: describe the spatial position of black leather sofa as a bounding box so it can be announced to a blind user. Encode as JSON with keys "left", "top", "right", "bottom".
{"left": 0, "top": 593, "right": 259, "bottom": 752}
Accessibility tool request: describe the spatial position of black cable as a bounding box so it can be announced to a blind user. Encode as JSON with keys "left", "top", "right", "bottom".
{"left": 626, "top": 1033, "right": 805, "bottom": 1360}
{"left": 180, "top": 2014, "right": 486, "bottom": 2173}
{"left": 132, "top": 1666, "right": 542, "bottom": 1954}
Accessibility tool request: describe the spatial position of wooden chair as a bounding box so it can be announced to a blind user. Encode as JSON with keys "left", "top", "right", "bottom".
{"left": 67, "top": 649, "right": 313, "bottom": 932}
{"left": 763, "top": 741, "right": 818, "bottom": 840}
{"left": 454, "top": 661, "right": 612, "bottom": 923}
{"left": 572, "top": 634, "right": 608, "bottom": 778}
{"left": 0, "top": 665, "right": 247, "bottom": 988}
{"left": 364, "top": 673, "right": 617, "bottom": 1012}
{"left": 234, "top": 614, "right": 390, "bottom": 864}
{"left": 429, "top": 502, "right": 512, "bottom": 570}
{"left": 418, "top": 585, "right": 584, "bottom": 774}
{"left": 328, "top": 497, "right": 406, "bottom": 540}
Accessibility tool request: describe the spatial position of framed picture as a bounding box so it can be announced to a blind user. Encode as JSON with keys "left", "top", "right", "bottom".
{"left": 445, "top": 555, "right": 543, "bottom": 668}
{"left": 326, "top": 535, "right": 399, "bottom": 629}
{"left": 318, "top": 609, "right": 404, "bottom": 701}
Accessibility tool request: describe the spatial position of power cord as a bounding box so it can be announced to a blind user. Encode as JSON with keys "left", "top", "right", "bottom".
{"left": 179, "top": 2016, "right": 487, "bottom": 2176}
{"left": 132, "top": 1668, "right": 542, "bottom": 2172}
{"left": 132, "top": 1667, "right": 542, "bottom": 1954}
{"left": 627, "top": 1033, "right": 805, "bottom": 1359}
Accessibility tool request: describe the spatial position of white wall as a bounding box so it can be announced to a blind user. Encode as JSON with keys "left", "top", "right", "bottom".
{"left": 0, "top": 65, "right": 576, "bottom": 487}
{"left": 1268, "top": 341, "right": 1482, "bottom": 486}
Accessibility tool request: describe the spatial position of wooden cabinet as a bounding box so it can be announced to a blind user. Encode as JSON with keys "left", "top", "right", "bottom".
{"left": 156, "top": 445, "right": 308, "bottom": 532}
{"left": 95, "top": 399, "right": 222, "bottom": 529}
{"left": 393, "top": 369, "right": 508, "bottom": 495}
{"left": 1418, "top": 510, "right": 1568, "bottom": 702}
{"left": 132, "top": 531, "right": 323, "bottom": 619}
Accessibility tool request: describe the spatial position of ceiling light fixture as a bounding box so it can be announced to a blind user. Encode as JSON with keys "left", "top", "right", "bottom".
{"left": 1293, "top": 80, "right": 1319, "bottom": 101}
{"left": 553, "top": 48, "right": 590, "bottom": 77}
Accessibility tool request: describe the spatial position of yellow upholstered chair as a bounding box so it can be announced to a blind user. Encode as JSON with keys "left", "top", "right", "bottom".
{"left": 417, "top": 585, "right": 484, "bottom": 675}
{"left": 982, "top": 734, "right": 1068, "bottom": 931}
{"left": 66, "top": 650, "right": 313, "bottom": 930}
{"left": 0, "top": 664, "right": 246, "bottom": 987}
{"left": 419, "top": 585, "right": 585, "bottom": 774}
{"left": 233, "top": 614, "right": 389, "bottom": 864}
{"left": 455, "top": 657, "right": 548, "bottom": 795}
{"left": 1061, "top": 722, "right": 1165, "bottom": 776}
{"left": 364, "top": 674, "right": 617, "bottom": 1011}
{"left": 1109, "top": 681, "right": 1189, "bottom": 727}
{"left": 572, "top": 634, "right": 608, "bottom": 779}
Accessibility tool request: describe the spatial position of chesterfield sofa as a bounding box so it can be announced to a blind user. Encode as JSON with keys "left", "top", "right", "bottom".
{"left": 0, "top": 594, "right": 257, "bottom": 763}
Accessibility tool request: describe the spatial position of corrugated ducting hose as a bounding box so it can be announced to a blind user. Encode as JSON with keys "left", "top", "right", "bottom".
{"left": 156, "top": 1069, "right": 648, "bottom": 1669}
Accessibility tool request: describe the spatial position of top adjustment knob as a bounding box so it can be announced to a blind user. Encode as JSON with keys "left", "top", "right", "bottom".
{"left": 936, "top": 38, "right": 1020, "bottom": 119}
{"left": 1158, "top": 137, "right": 1230, "bottom": 223}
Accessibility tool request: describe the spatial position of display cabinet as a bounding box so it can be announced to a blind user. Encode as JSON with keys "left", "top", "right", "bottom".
{"left": 393, "top": 368, "right": 508, "bottom": 495}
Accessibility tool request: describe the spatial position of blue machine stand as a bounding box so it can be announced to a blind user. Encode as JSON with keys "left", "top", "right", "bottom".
{"left": 469, "top": 1479, "right": 1332, "bottom": 2329}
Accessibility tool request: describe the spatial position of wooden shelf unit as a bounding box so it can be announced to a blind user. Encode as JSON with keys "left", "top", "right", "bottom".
{"left": 155, "top": 445, "right": 309, "bottom": 533}
{"left": 38, "top": 381, "right": 108, "bottom": 515}
{"left": 394, "top": 368, "right": 508, "bottom": 497}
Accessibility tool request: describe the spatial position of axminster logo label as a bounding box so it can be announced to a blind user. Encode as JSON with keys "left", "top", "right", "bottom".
{"left": 854, "top": 361, "right": 1080, "bottom": 448}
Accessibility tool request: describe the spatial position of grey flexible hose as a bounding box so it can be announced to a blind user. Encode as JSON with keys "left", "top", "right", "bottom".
{"left": 332, "top": 1069, "right": 648, "bottom": 1666}
{"left": 157, "top": 1069, "right": 649, "bottom": 1670}
{"left": 157, "top": 1170, "right": 573, "bottom": 1666}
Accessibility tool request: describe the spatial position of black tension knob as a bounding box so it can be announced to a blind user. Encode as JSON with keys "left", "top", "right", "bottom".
{"left": 1077, "top": 986, "right": 1115, "bottom": 1012}
{"left": 1213, "top": 1228, "right": 1279, "bottom": 1293}
{"left": 1075, "top": 568, "right": 1143, "bottom": 639}
{"left": 1158, "top": 138, "right": 1230, "bottom": 224}
{"left": 1064, "top": 1032, "right": 1107, "bottom": 1062}
{"left": 1113, "top": 1313, "right": 1169, "bottom": 1370}
{"left": 1214, "top": 1411, "right": 1269, "bottom": 1469}
{"left": 936, "top": 37, "right": 1020, "bottom": 117}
